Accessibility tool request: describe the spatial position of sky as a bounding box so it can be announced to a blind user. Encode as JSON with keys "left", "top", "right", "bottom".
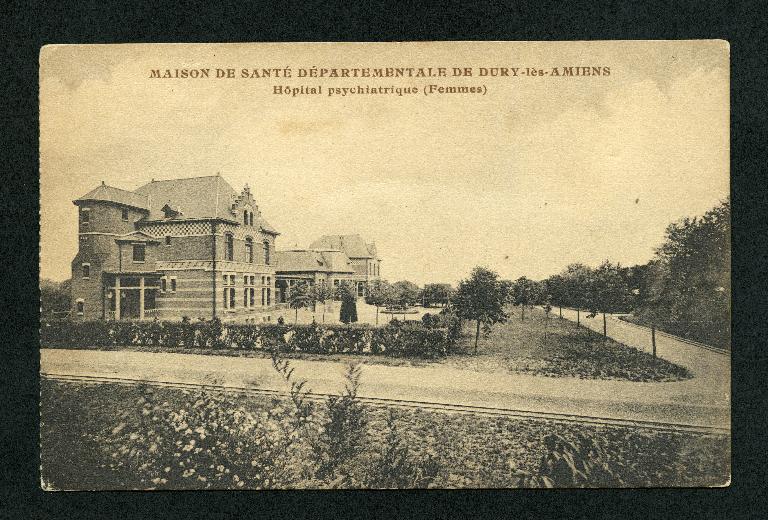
{"left": 40, "top": 41, "right": 729, "bottom": 285}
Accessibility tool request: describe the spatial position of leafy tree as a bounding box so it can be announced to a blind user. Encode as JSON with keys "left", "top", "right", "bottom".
{"left": 338, "top": 282, "right": 359, "bottom": 324}
{"left": 512, "top": 276, "right": 538, "bottom": 321}
{"left": 420, "top": 283, "right": 453, "bottom": 308}
{"left": 561, "top": 263, "right": 591, "bottom": 327}
{"left": 288, "top": 281, "right": 313, "bottom": 323}
{"left": 636, "top": 199, "right": 731, "bottom": 347}
{"left": 365, "top": 280, "right": 394, "bottom": 325}
{"left": 544, "top": 274, "right": 566, "bottom": 319}
{"left": 312, "top": 283, "right": 334, "bottom": 323}
{"left": 40, "top": 278, "right": 71, "bottom": 319}
{"left": 453, "top": 267, "right": 511, "bottom": 353}
{"left": 585, "top": 260, "right": 631, "bottom": 339}
{"left": 391, "top": 281, "right": 420, "bottom": 309}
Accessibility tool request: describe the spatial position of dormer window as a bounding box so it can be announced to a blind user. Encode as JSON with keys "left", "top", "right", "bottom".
{"left": 161, "top": 203, "right": 181, "bottom": 219}
{"left": 121, "top": 208, "right": 129, "bottom": 221}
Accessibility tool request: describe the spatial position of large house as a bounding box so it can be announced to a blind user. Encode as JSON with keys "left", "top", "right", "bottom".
{"left": 70, "top": 175, "right": 381, "bottom": 321}
{"left": 308, "top": 235, "right": 382, "bottom": 297}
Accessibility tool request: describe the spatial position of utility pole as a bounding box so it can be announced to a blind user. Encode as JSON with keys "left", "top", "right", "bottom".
{"left": 651, "top": 325, "right": 657, "bottom": 358}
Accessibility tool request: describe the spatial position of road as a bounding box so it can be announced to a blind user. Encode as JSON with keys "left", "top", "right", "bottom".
{"left": 42, "top": 326, "right": 730, "bottom": 431}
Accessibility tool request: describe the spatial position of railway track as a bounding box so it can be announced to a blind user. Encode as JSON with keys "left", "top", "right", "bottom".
{"left": 42, "top": 372, "right": 730, "bottom": 436}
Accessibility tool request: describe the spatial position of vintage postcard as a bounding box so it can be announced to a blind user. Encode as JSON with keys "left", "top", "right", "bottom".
{"left": 39, "top": 41, "right": 730, "bottom": 489}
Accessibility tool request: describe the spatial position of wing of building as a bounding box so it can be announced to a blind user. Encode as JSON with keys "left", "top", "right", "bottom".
{"left": 71, "top": 175, "right": 279, "bottom": 322}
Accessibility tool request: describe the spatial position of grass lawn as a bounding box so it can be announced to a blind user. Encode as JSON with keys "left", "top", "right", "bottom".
{"left": 443, "top": 307, "right": 692, "bottom": 382}
{"left": 40, "top": 379, "right": 729, "bottom": 489}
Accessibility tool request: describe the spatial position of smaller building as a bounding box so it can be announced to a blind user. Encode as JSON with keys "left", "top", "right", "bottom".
{"left": 307, "top": 234, "right": 382, "bottom": 296}
{"left": 273, "top": 249, "right": 356, "bottom": 302}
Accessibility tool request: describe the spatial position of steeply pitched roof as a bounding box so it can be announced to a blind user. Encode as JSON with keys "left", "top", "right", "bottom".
{"left": 275, "top": 249, "right": 354, "bottom": 273}
{"left": 75, "top": 183, "right": 148, "bottom": 210}
{"left": 134, "top": 175, "right": 237, "bottom": 221}
{"left": 308, "top": 234, "right": 377, "bottom": 259}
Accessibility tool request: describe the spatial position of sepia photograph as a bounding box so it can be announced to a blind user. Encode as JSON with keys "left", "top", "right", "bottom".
{"left": 39, "top": 41, "right": 730, "bottom": 489}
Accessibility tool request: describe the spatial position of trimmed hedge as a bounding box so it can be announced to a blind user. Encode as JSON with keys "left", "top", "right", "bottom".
{"left": 40, "top": 317, "right": 459, "bottom": 359}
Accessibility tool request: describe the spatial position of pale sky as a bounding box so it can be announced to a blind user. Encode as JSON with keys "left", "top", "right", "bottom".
{"left": 40, "top": 41, "right": 729, "bottom": 285}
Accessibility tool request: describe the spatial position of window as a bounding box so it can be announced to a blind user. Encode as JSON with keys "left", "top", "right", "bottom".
{"left": 245, "top": 238, "right": 253, "bottom": 263}
{"left": 244, "top": 211, "right": 249, "bottom": 226}
{"left": 121, "top": 208, "right": 129, "bottom": 221}
{"left": 81, "top": 263, "right": 90, "bottom": 279}
{"left": 132, "top": 244, "right": 145, "bottom": 262}
{"left": 76, "top": 300, "right": 84, "bottom": 315}
{"left": 225, "top": 233, "right": 234, "bottom": 261}
{"left": 244, "top": 275, "right": 255, "bottom": 309}
{"left": 165, "top": 235, "right": 172, "bottom": 246}
{"left": 263, "top": 241, "right": 270, "bottom": 265}
{"left": 249, "top": 213, "right": 254, "bottom": 226}
{"left": 160, "top": 278, "right": 167, "bottom": 293}
{"left": 261, "top": 275, "right": 266, "bottom": 286}
{"left": 223, "top": 274, "right": 236, "bottom": 310}
{"left": 170, "top": 277, "right": 177, "bottom": 293}
{"left": 81, "top": 208, "right": 90, "bottom": 225}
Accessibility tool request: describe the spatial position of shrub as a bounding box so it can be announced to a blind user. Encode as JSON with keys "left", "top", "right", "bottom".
{"left": 40, "top": 318, "right": 456, "bottom": 358}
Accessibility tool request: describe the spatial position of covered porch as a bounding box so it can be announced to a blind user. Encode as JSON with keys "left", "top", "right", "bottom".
{"left": 103, "top": 273, "right": 162, "bottom": 321}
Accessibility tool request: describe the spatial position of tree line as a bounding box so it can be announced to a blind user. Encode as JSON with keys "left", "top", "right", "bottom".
{"left": 449, "top": 199, "right": 730, "bottom": 350}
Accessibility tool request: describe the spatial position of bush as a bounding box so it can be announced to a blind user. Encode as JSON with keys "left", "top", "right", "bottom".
{"left": 40, "top": 318, "right": 456, "bottom": 359}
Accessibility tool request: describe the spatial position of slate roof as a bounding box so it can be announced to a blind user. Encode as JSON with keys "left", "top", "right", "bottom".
{"left": 308, "top": 234, "right": 378, "bottom": 259}
{"left": 134, "top": 175, "right": 279, "bottom": 233}
{"left": 75, "top": 183, "right": 148, "bottom": 210}
{"left": 275, "top": 249, "right": 354, "bottom": 273}
{"left": 134, "top": 175, "right": 238, "bottom": 221}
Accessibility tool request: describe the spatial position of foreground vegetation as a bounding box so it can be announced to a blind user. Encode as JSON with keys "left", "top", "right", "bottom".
{"left": 40, "top": 375, "right": 728, "bottom": 489}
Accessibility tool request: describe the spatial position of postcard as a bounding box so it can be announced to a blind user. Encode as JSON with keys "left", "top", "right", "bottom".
{"left": 39, "top": 41, "right": 730, "bottom": 489}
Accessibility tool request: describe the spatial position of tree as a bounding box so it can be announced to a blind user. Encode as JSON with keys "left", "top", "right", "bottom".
{"left": 420, "top": 283, "right": 453, "bottom": 308}
{"left": 312, "top": 283, "right": 334, "bottom": 323}
{"left": 512, "top": 276, "right": 538, "bottom": 321}
{"left": 452, "top": 267, "right": 511, "bottom": 353}
{"left": 585, "top": 261, "right": 631, "bottom": 340}
{"left": 365, "top": 280, "right": 394, "bottom": 325}
{"left": 288, "top": 281, "right": 313, "bottom": 323}
{"left": 560, "top": 263, "right": 591, "bottom": 327}
{"left": 40, "top": 278, "right": 71, "bottom": 319}
{"left": 391, "top": 281, "right": 420, "bottom": 308}
{"left": 636, "top": 199, "right": 731, "bottom": 348}
{"left": 544, "top": 274, "right": 566, "bottom": 319}
{"left": 338, "top": 282, "right": 358, "bottom": 324}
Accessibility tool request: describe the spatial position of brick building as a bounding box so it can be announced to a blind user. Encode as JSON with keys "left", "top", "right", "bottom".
{"left": 307, "top": 235, "right": 382, "bottom": 297}
{"left": 71, "top": 175, "right": 280, "bottom": 321}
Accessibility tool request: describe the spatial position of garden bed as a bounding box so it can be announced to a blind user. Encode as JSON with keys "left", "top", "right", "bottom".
{"left": 40, "top": 379, "right": 729, "bottom": 489}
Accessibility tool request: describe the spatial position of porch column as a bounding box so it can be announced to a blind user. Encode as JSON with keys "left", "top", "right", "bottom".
{"left": 139, "top": 276, "right": 145, "bottom": 320}
{"left": 114, "top": 276, "right": 121, "bottom": 320}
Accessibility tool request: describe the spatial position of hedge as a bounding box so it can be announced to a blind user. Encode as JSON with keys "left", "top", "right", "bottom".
{"left": 40, "top": 317, "right": 460, "bottom": 359}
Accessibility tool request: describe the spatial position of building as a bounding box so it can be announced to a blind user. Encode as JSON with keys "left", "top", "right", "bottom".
{"left": 70, "top": 175, "right": 280, "bottom": 321}
{"left": 273, "top": 249, "right": 356, "bottom": 303}
{"left": 307, "top": 234, "right": 382, "bottom": 297}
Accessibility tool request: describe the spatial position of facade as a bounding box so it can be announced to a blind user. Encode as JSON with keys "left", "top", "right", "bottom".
{"left": 71, "top": 175, "right": 280, "bottom": 322}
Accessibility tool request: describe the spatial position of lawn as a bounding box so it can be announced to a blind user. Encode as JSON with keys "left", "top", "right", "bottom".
{"left": 40, "top": 378, "right": 729, "bottom": 489}
{"left": 443, "top": 307, "right": 692, "bottom": 382}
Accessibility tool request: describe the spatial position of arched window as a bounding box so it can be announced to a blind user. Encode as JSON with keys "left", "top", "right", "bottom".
{"left": 225, "top": 233, "right": 234, "bottom": 261}
{"left": 244, "top": 211, "right": 249, "bottom": 226}
{"left": 245, "top": 237, "right": 253, "bottom": 263}
{"left": 249, "top": 212, "right": 254, "bottom": 226}
{"left": 263, "top": 240, "right": 270, "bottom": 265}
